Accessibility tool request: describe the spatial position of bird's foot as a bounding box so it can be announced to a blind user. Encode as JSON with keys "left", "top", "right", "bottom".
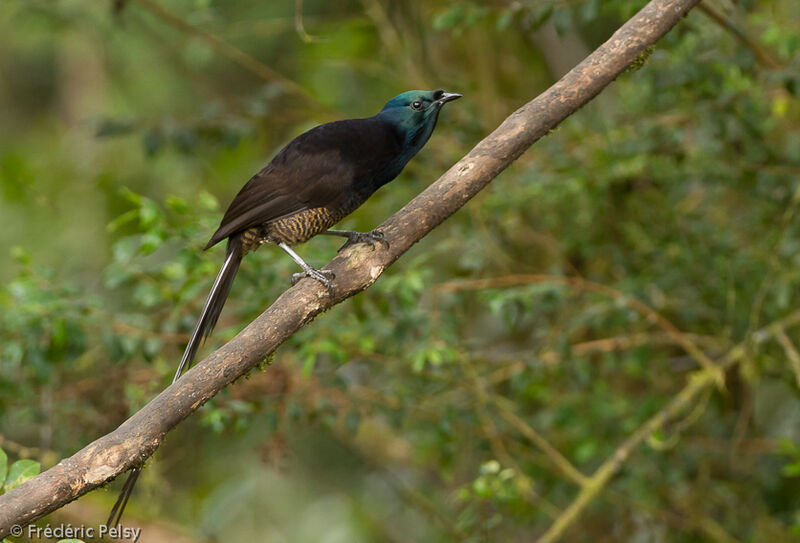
{"left": 338, "top": 230, "right": 389, "bottom": 252}
{"left": 291, "top": 267, "right": 336, "bottom": 294}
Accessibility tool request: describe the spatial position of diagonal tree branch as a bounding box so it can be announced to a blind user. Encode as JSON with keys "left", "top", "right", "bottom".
{"left": 0, "top": 0, "right": 702, "bottom": 534}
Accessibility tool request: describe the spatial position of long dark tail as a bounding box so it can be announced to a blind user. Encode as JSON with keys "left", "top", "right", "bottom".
{"left": 107, "top": 467, "right": 140, "bottom": 527}
{"left": 172, "top": 238, "right": 243, "bottom": 382}
{"left": 107, "top": 238, "right": 243, "bottom": 527}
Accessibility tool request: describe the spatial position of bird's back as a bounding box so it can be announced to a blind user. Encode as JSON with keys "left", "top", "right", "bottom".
{"left": 205, "top": 116, "right": 405, "bottom": 249}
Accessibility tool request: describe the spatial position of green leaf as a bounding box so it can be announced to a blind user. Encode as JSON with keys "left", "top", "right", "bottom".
{"left": 138, "top": 199, "right": 160, "bottom": 227}
{"left": 529, "top": 5, "right": 553, "bottom": 29}
{"left": 106, "top": 209, "right": 139, "bottom": 233}
{"left": 9, "top": 246, "right": 31, "bottom": 265}
{"left": 4, "top": 459, "right": 40, "bottom": 491}
{"left": 781, "top": 461, "right": 800, "bottom": 478}
{"left": 119, "top": 186, "right": 143, "bottom": 206}
{"left": 496, "top": 9, "right": 514, "bottom": 30}
{"left": 302, "top": 353, "right": 317, "bottom": 376}
{"left": 197, "top": 190, "right": 219, "bottom": 211}
{"left": 433, "top": 4, "right": 465, "bottom": 31}
{"left": 472, "top": 476, "right": 491, "bottom": 497}
{"left": 480, "top": 460, "right": 501, "bottom": 475}
{"left": 166, "top": 195, "right": 190, "bottom": 214}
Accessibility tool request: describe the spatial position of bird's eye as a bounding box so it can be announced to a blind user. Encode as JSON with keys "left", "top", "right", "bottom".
{"left": 411, "top": 101, "right": 423, "bottom": 110}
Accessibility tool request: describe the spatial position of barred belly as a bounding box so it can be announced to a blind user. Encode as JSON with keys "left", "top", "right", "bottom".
{"left": 240, "top": 203, "right": 358, "bottom": 253}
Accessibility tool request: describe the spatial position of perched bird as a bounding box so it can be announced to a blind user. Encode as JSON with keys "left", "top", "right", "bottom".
{"left": 107, "top": 89, "right": 461, "bottom": 525}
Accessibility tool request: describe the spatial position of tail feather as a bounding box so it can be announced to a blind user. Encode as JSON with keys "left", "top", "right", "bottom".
{"left": 107, "top": 467, "right": 140, "bottom": 527}
{"left": 173, "top": 238, "right": 243, "bottom": 383}
{"left": 108, "top": 238, "right": 243, "bottom": 526}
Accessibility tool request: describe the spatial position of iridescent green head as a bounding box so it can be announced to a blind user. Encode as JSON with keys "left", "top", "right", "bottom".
{"left": 377, "top": 89, "right": 462, "bottom": 153}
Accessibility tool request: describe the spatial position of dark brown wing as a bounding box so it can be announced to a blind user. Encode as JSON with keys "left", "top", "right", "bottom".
{"left": 204, "top": 118, "right": 401, "bottom": 249}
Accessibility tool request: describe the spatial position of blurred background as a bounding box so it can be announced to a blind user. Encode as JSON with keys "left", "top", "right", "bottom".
{"left": 1, "top": 0, "right": 800, "bottom": 541}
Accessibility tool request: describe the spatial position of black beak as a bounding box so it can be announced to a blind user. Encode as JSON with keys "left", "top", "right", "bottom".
{"left": 435, "top": 91, "right": 462, "bottom": 106}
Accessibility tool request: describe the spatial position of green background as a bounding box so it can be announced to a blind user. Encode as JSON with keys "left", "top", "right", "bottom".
{"left": 1, "top": 0, "right": 800, "bottom": 541}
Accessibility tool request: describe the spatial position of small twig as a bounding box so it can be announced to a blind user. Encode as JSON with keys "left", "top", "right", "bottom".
{"left": 571, "top": 332, "right": 721, "bottom": 357}
{"left": 534, "top": 366, "right": 718, "bottom": 543}
{"left": 728, "top": 383, "right": 753, "bottom": 470}
{"left": 685, "top": 436, "right": 778, "bottom": 456}
{"left": 0, "top": 436, "right": 43, "bottom": 460}
{"left": 359, "top": 0, "right": 428, "bottom": 87}
{"left": 132, "top": 0, "right": 328, "bottom": 111}
{"left": 647, "top": 387, "right": 712, "bottom": 450}
{"left": 698, "top": 2, "right": 782, "bottom": 69}
{"left": 381, "top": 469, "right": 467, "bottom": 540}
{"left": 775, "top": 327, "right": 800, "bottom": 389}
{"left": 743, "top": 185, "right": 800, "bottom": 392}
{"left": 491, "top": 397, "right": 588, "bottom": 487}
{"left": 533, "top": 310, "right": 800, "bottom": 543}
{"left": 456, "top": 332, "right": 721, "bottom": 389}
{"left": 436, "top": 274, "right": 724, "bottom": 384}
{"left": 461, "top": 357, "right": 563, "bottom": 519}
{"left": 294, "top": 0, "right": 326, "bottom": 43}
{"left": 667, "top": 493, "right": 741, "bottom": 543}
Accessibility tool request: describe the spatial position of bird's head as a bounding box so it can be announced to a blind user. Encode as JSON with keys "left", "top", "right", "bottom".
{"left": 377, "top": 89, "right": 461, "bottom": 152}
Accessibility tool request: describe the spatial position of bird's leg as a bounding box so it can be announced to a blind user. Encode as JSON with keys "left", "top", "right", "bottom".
{"left": 278, "top": 242, "right": 335, "bottom": 293}
{"left": 322, "top": 229, "right": 389, "bottom": 252}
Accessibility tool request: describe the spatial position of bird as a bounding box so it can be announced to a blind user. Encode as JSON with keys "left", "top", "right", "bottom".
{"left": 107, "top": 88, "right": 461, "bottom": 526}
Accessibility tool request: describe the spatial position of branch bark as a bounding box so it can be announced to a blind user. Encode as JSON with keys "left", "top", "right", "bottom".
{"left": 0, "top": 0, "right": 701, "bottom": 534}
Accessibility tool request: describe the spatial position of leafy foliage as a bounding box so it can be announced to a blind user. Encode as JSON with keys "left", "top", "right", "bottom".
{"left": 1, "top": 0, "right": 800, "bottom": 541}
{"left": 0, "top": 447, "right": 41, "bottom": 494}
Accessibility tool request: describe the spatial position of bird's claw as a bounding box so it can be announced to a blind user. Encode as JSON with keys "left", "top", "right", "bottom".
{"left": 292, "top": 268, "right": 336, "bottom": 294}
{"left": 338, "top": 230, "right": 390, "bottom": 252}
